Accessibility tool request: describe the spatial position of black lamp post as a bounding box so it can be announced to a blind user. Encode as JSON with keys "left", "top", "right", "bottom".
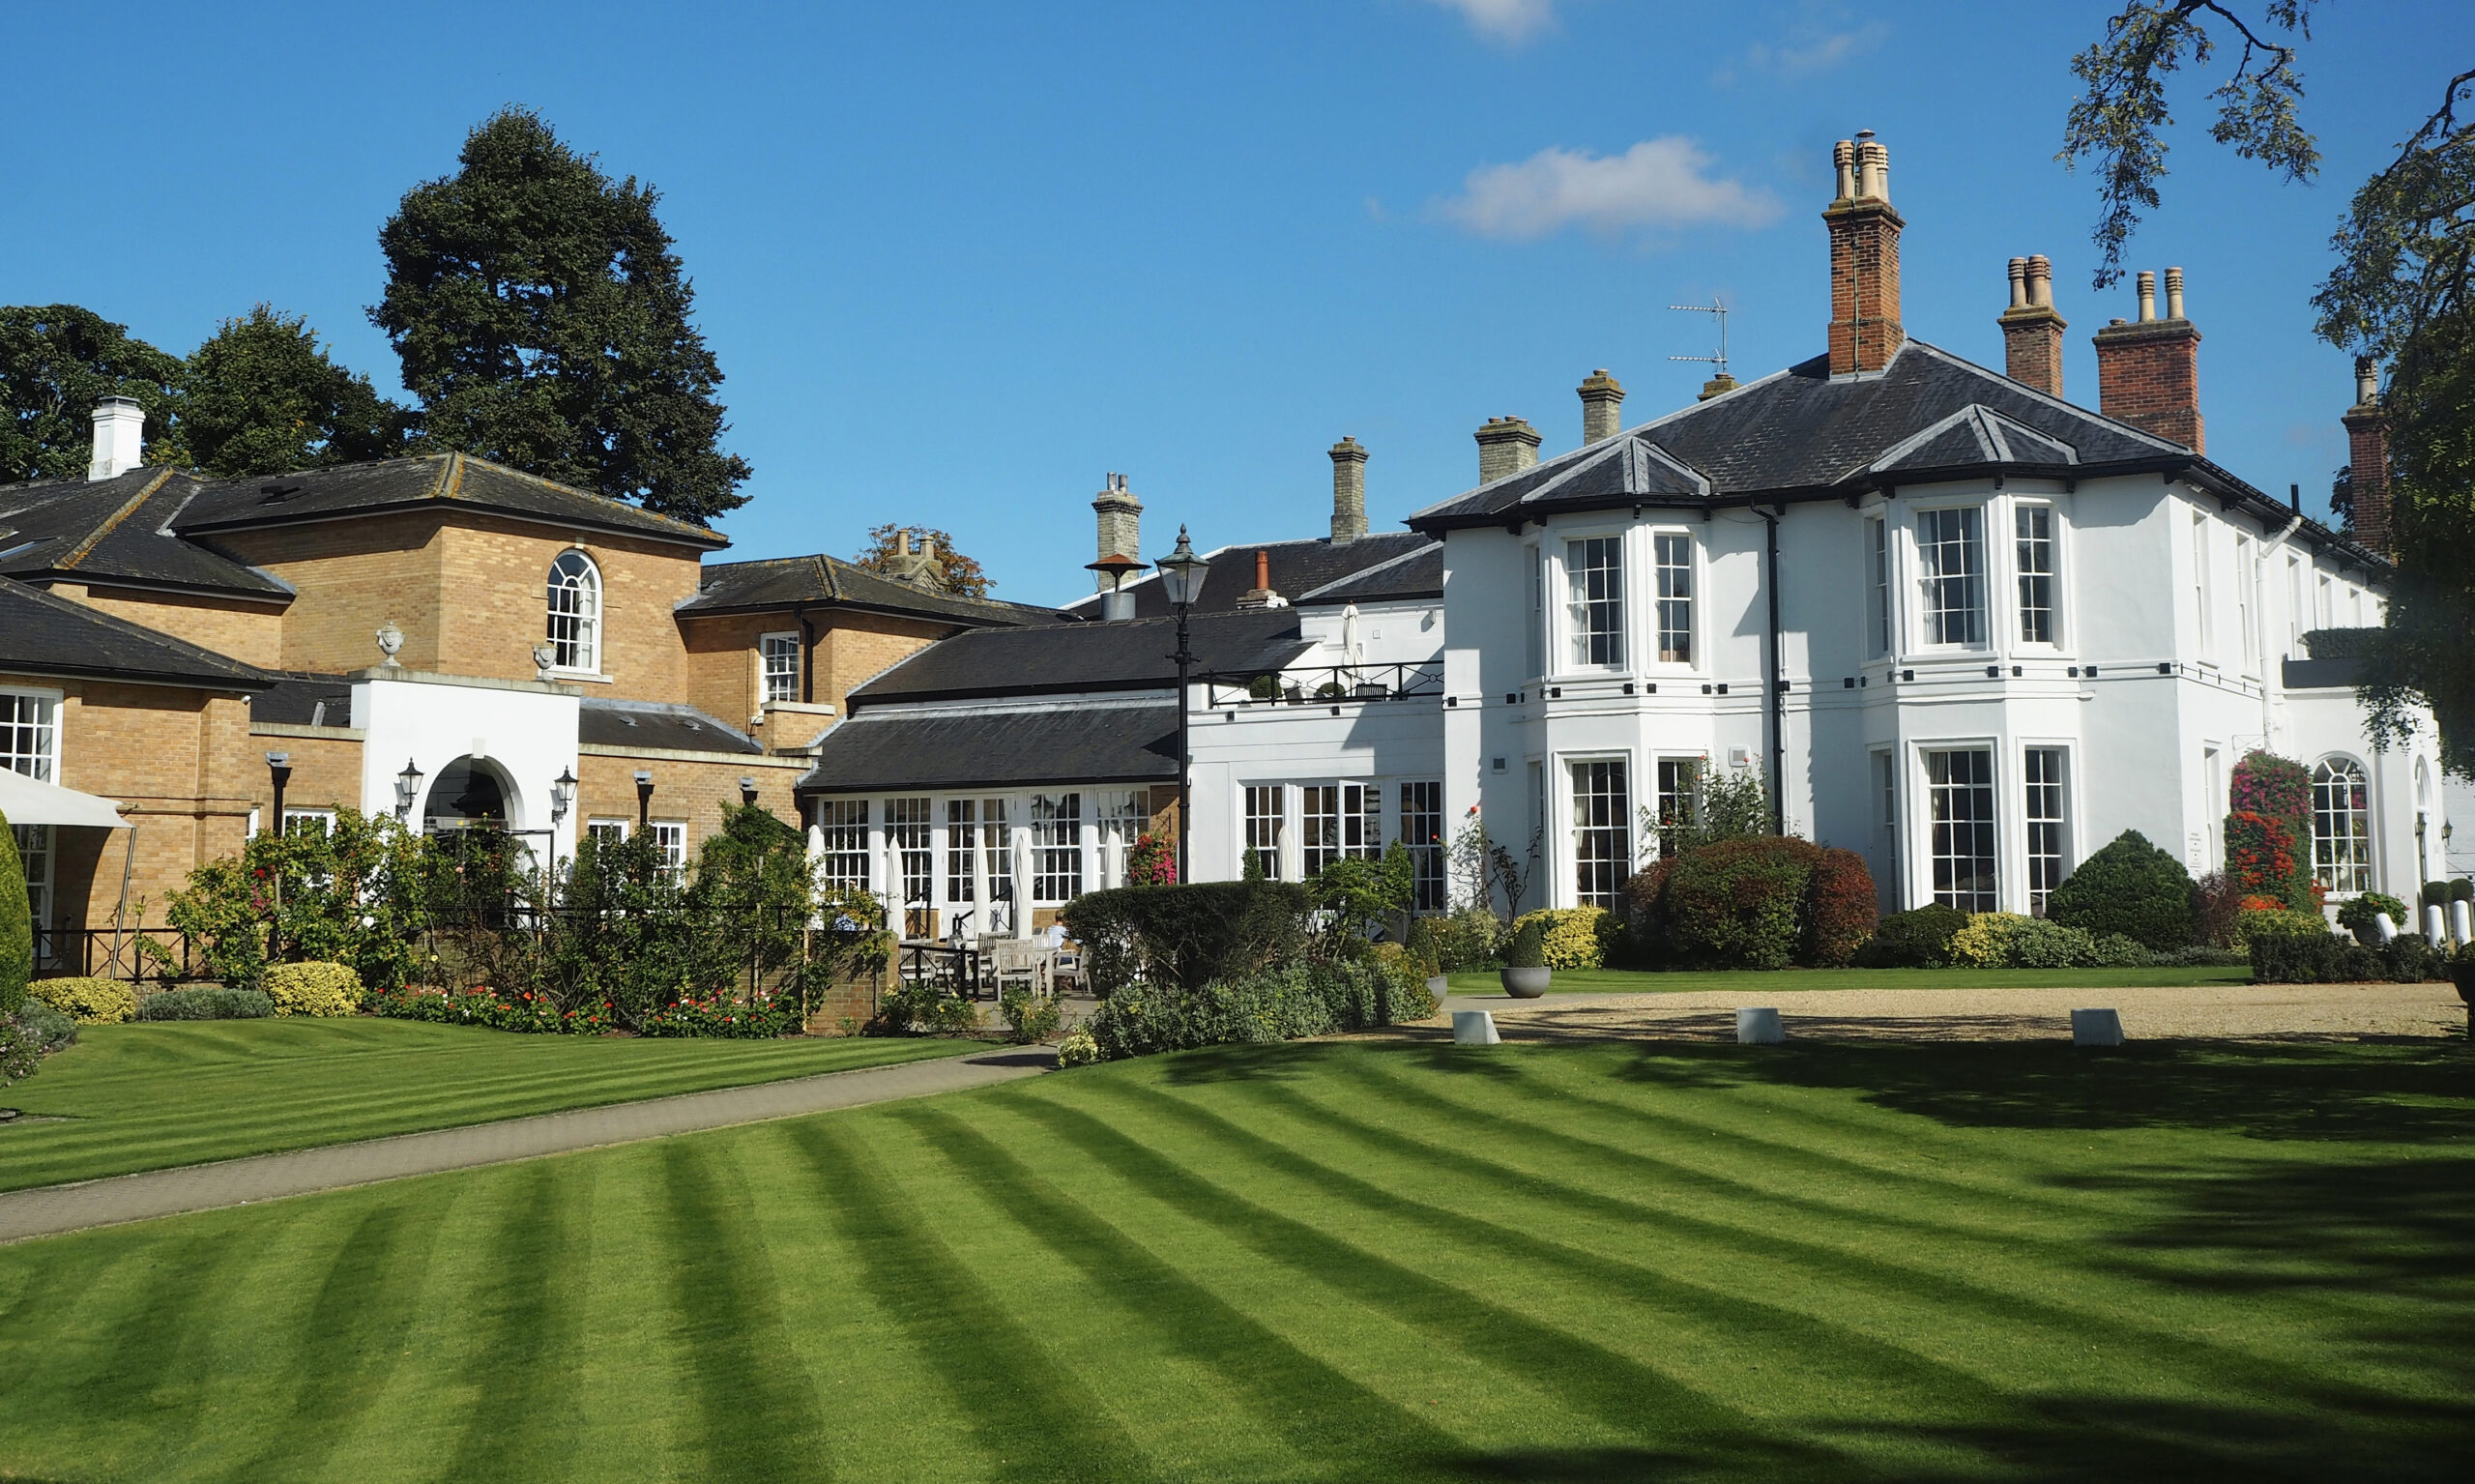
{"left": 634, "top": 771, "right": 655, "bottom": 831}
{"left": 264, "top": 751, "right": 292, "bottom": 915}
{"left": 1154, "top": 526, "right": 1211, "bottom": 883}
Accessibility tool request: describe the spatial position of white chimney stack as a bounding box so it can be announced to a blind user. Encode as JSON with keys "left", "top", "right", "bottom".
{"left": 88, "top": 396, "right": 145, "bottom": 480}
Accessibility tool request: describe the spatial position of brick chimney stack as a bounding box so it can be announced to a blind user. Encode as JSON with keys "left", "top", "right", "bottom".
{"left": 1092, "top": 472, "right": 1141, "bottom": 591}
{"left": 2343, "top": 357, "right": 2391, "bottom": 553}
{"left": 1578, "top": 369, "right": 1625, "bottom": 443}
{"left": 1327, "top": 436, "right": 1368, "bottom": 543}
{"left": 1474, "top": 416, "right": 1541, "bottom": 484}
{"left": 1825, "top": 131, "right": 1905, "bottom": 375}
{"left": 2094, "top": 266, "right": 2203, "bottom": 451}
{"left": 1998, "top": 254, "right": 2067, "bottom": 397}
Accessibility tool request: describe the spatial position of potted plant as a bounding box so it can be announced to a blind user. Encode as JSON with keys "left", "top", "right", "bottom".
{"left": 2336, "top": 892, "right": 2408, "bottom": 947}
{"left": 1500, "top": 917, "right": 1551, "bottom": 999}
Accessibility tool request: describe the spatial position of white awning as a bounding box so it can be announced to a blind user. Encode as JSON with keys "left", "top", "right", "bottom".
{"left": 0, "top": 769, "right": 130, "bottom": 829}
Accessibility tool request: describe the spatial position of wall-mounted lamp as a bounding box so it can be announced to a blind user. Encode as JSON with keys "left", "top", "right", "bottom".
{"left": 551, "top": 768, "right": 577, "bottom": 824}
{"left": 393, "top": 758, "right": 424, "bottom": 821}
{"left": 634, "top": 770, "right": 655, "bottom": 830}
{"left": 738, "top": 776, "right": 759, "bottom": 807}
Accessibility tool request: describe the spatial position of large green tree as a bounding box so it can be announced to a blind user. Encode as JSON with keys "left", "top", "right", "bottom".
{"left": 174, "top": 306, "right": 411, "bottom": 478}
{"left": 0, "top": 305, "right": 182, "bottom": 484}
{"left": 369, "top": 108, "right": 752, "bottom": 524}
{"left": 2062, "top": 5, "right": 2475, "bottom": 776}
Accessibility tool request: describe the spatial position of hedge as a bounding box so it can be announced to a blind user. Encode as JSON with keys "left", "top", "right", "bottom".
{"left": 2250, "top": 928, "right": 2446, "bottom": 984}
{"left": 263, "top": 961, "right": 364, "bottom": 1017}
{"left": 1850, "top": 905, "right": 1967, "bottom": 968}
{"left": 1061, "top": 880, "right": 1312, "bottom": 995}
{"left": 1085, "top": 958, "right": 1430, "bottom": 1061}
{"left": 1628, "top": 837, "right": 1878, "bottom": 971}
{"left": 2046, "top": 830, "right": 2194, "bottom": 950}
{"left": 1506, "top": 908, "right": 1613, "bottom": 970}
{"left": 0, "top": 807, "right": 28, "bottom": 1018}
{"left": 31, "top": 976, "right": 137, "bottom": 1024}
{"left": 135, "top": 987, "right": 276, "bottom": 1021}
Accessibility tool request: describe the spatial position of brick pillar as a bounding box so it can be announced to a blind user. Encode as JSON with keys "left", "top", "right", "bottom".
{"left": 1474, "top": 417, "right": 1542, "bottom": 484}
{"left": 2094, "top": 268, "right": 2203, "bottom": 452}
{"left": 1825, "top": 132, "right": 1905, "bottom": 375}
{"left": 1998, "top": 254, "right": 2067, "bottom": 397}
{"left": 1328, "top": 436, "right": 1368, "bottom": 543}
{"left": 1092, "top": 473, "right": 1141, "bottom": 590}
{"left": 1578, "top": 369, "right": 1625, "bottom": 443}
{"left": 2343, "top": 358, "right": 2390, "bottom": 553}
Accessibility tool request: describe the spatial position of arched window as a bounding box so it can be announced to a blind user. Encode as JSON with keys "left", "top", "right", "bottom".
{"left": 545, "top": 550, "right": 600, "bottom": 673}
{"left": 2312, "top": 757, "right": 2373, "bottom": 894}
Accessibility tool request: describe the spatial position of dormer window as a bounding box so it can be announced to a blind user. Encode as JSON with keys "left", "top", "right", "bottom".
{"left": 546, "top": 550, "right": 602, "bottom": 674}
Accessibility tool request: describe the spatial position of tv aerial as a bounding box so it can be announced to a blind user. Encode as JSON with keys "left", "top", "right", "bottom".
{"left": 1668, "top": 297, "right": 1730, "bottom": 380}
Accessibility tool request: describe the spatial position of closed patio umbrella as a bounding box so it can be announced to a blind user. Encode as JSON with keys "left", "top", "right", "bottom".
{"left": 969, "top": 814, "right": 990, "bottom": 940}
{"left": 1011, "top": 825, "right": 1034, "bottom": 940}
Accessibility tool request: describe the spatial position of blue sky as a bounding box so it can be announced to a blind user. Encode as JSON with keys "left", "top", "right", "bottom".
{"left": 6, "top": 0, "right": 2464, "bottom": 606}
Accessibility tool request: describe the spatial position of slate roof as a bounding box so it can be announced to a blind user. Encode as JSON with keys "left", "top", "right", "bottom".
{"left": 0, "top": 575, "right": 272, "bottom": 690}
{"left": 251, "top": 672, "right": 358, "bottom": 727}
{"left": 848, "top": 608, "right": 1313, "bottom": 709}
{"left": 1406, "top": 340, "right": 2386, "bottom": 567}
{"left": 579, "top": 697, "right": 763, "bottom": 755}
{"left": 796, "top": 703, "right": 1179, "bottom": 795}
{"left": 1062, "top": 530, "right": 1439, "bottom": 620}
{"left": 1293, "top": 540, "right": 1443, "bottom": 606}
{"left": 172, "top": 453, "right": 727, "bottom": 548}
{"left": 680, "top": 553, "right": 1075, "bottom": 627}
{"left": 0, "top": 469, "right": 292, "bottom": 598}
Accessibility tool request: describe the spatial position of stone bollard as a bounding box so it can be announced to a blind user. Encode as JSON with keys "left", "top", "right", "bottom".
{"left": 2454, "top": 899, "right": 2471, "bottom": 946}
{"left": 2375, "top": 912, "right": 2399, "bottom": 944}
{"left": 2071, "top": 1008, "right": 2125, "bottom": 1047}
{"left": 1452, "top": 1010, "right": 1501, "bottom": 1046}
{"left": 2429, "top": 905, "right": 2449, "bottom": 948}
{"left": 1735, "top": 1007, "right": 1785, "bottom": 1044}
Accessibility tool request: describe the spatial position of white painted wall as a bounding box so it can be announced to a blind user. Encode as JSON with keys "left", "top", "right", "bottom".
{"left": 353, "top": 671, "right": 581, "bottom": 865}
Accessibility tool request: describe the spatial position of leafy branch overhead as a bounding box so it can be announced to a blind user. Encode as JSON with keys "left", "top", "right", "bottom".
{"left": 2059, "top": 1, "right": 2320, "bottom": 287}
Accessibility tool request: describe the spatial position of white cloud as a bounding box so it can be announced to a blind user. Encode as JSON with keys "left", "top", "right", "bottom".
{"left": 1436, "top": 138, "right": 1783, "bottom": 242}
{"left": 1714, "top": 5, "right": 1888, "bottom": 85}
{"left": 1423, "top": 0, "right": 1560, "bottom": 44}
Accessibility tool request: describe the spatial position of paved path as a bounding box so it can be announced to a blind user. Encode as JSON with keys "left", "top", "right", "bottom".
{"left": 0, "top": 1047, "right": 1051, "bottom": 1245}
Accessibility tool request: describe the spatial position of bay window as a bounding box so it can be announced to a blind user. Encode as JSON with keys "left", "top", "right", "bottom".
{"left": 1924, "top": 747, "right": 1996, "bottom": 911}
{"left": 1916, "top": 509, "right": 1986, "bottom": 647}
{"left": 1565, "top": 537, "right": 1625, "bottom": 668}
{"left": 1653, "top": 532, "right": 1693, "bottom": 663}
{"left": 1569, "top": 759, "right": 1631, "bottom": 909}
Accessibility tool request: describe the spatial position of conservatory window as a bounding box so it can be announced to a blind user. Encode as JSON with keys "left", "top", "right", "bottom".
{"left": 1031, "top": 793, "right": 1082, "bottom": 902}
{"left": 887, "top": 797, "right": 933, "bottom": 910}
{"left": 816, "top": 800, "right": 870, "bottom": 888}
{"left": 2311, "top": 759, "right": 2373, "bottom": 894}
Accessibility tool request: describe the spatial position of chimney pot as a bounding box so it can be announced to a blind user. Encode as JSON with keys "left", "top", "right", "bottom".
{"left": 2136, "top": 271, "right": 2157, "bottom": 323}
{"left": 1473, "top": 415, "right": 1543, "bottom": 484}
{"left": 2165, "top": 266, "right": 2185, "bottom": 321}
{"left": 1832, "top": 139, "right": 1855, "bottom": 199}
{"left": 2027, "top": 253, "right": 2054, "bottom": 308}
{"left": 1328, "top": 435, "right": 1369, "bottom": 544}
{"left": 1824, "top": 132, "right": 1906, "bottom": 374}
{"left": 1577, "top": 368, "right": 1625, "bottom": 444}
{"left": 87, "top": 396, "right": 146, "bottom": 480}
{"left": 2007, "top": 257, "right": 2028, "bottom": 309}
{"left": 2353, "top": 355, "right": 2379, "bottom": 407}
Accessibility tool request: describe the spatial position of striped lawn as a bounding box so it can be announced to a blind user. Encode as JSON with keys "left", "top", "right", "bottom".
{"left": 0, "top": 1038, "right": 2468, "bottom": 1482}
{"left": 0, "top": 1019, "right": 969, "bottom": 1191}
{"left": 1446, "top": 964, "right": 2257, "bottom": 994}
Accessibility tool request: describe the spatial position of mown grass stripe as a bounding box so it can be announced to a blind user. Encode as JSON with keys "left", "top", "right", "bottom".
{"left": 789, "top": 1120, "right": 1152, "bottom": 1483}
{"left": 900, "top": 1104, "right": 1470, "bottom": 1478}
{"left": 441, "top": 1160, "right": 590, "bottom": 1481}
{"left": 655, "top": 1140, "right": 832, "bottom": 1482}
{"left": 1008, "top": 1096, "right": 1868, "bottom": 1480}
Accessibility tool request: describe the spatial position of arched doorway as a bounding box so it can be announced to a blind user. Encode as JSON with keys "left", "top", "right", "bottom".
{"left": 422, "top": 755, "right": 517, "bottom": 833}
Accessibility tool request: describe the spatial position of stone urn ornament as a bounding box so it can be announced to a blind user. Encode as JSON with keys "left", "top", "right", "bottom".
{"left": 533, "top": 642, "right": 557, "bottom": 682}
{"left": 373, "top": 620, "right": 403, "bottom": 668}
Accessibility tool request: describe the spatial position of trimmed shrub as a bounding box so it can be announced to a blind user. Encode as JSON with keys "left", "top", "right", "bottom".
{"left": 2009, "top": 918, "right": 2100, "bottom": 969}
{"left": 1506, "top": 908, "right": 1609, "bottom": 970}
{"left": 1804, "top": 848, "right": 1879, "bottom": 967}
{"left": 2091, "top": 933, "right": 2152, "bottom": 968}
{"left": 871, "top": 982, "right": 981, "bottom": 1037}
{"left": 1949, "top": 913, "right": 2031, "bottom": 968}
{"left": 0, "top": 807, "right": 28, "bottom": 1018}
{"left": 2250, "top": 926, "right": 2441, "bottom": 984}
{"left": 1061, "top": 880, "right": 1312, "bottom": 996}
{"left": 1660, "top": 838, "right": 1812, "bottom": 970}
{"left": 1426, "top": 908, "right": 1503, "bottom": 972}
{"left": 1402, "top": 917, "right": 1441, "bottom": 979}
{"left": 1502, "top": 917, "right": 1548, "bottom": 969}
{"left": 2190, "top": 871, "right": 2244, "bottom": 948}
{"left": 999, "top": 988, "right": 1063, "bottom": 1044}
{"left": 2455, "top": 879, "right": 2474, "bottom": 904}
{"left": 15, "top": 1000, "right": 76, "bottom": 1053}
{"left": 1085, "top": 959, "right": 1430, "bottom": 1061}
{"left": 136, "top": 987, "right": 276, "bottom": 1021}
{"left": 31, "top": 976, "right": 137, "bottom": 1024}
{"left": 2047, "top": 831, "right": 2194, "bottom": 950}
{"left": 2232, "top": 906, "right": 2332, "bottom": 946}
{"left": 1850, "top": 906, "right": 1968, "bottom": 968}
{"left": 2336, "top": 892, "right": 2410, "bottom": 940}
{"left": 2423, "top": 881, "right": 2455, "bottom": 910}
{"left": 263, "top": 961, "right": 363, "bottom": 1017}
{"left": 1056, "top": 1029, "right": 1101, "bottom": 1067}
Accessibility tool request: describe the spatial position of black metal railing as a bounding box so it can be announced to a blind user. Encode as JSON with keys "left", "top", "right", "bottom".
{"left": 36, "top": 926, "right": 208, "bottom": 982}
{"left": 1204, "top": 660, "right": 1443, "bottom": 710}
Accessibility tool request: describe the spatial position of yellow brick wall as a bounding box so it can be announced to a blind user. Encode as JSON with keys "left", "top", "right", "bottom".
{"left": 677, "top": 611, "right": 784, "bottom": 731}
{"left": 574, "top": 752, "right": 806, "bottom": 858}
{"left": 435, "top": 518, "right": 706, "bottom": 698}
{"left": 251, "top": 733, "right": 367, "bottom": 818}
{"left": 815, "top": 617, "right": 949, "bottom": 716}
{"left": 212, "top": 511, "right": 450, "bottom": 673}
{"left": 56, "top": 584, "right": 286, "bottom": 669}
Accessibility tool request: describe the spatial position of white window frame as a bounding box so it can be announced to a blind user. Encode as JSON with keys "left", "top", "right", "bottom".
{"left": 281, "top": 807, "right": 336, "bottom": 838}
{"left": 759, "top": 631, "right": 801, "bottom": 704}
{"left": 649, "top": 820, "right": 687, "bottom": 881}
{"left": 2191, "top": 510, "right": 2214, "bottom": 660}
{"left": 1400, "top": 780, "right": 1445, "bottom": 912}
{"left": 1648, "top": 755, "right": 1703, "bottom": 861}
{"left": 2232, "top": 535, "right": 2257, "bottom": 675}
{"left": 1030, "top": 792, "right": 1082, "bottom": 903}
{"left": 1565, "top": 755, "right": 1632, "bottom": 910}
{"left": 1, "top": 687, "right": 63, "bottom": 782}
{"left": 1864, "top": 514, "right": 1892, "bottom": 659}
{"left": 2311, "top": 756, "right": 2373, "bottom": 896}
{"left": 1872, "top": 749, "right": 1902, "bottom": 912}
{"left": 815, "top": 799, "right": 870, "bottom": 888}
{"left": 1300, "top": 782, "right": 1381, "bottom": 877}
{"left": 886, "top": 797, "right": 934, "bottom": 911}
{"left": 1920, "top": 743, "right": 1998, "bottom": 913}
{"left": 1913, "top": 505, "right": 1989, "bottom": 650}
{"left": 586, "top": 818, "right": 630, "bottom": 846}
{"left": 1524, "top": 542, "right": 1545, "bottom": 680}
{"left": 1561, "top": 532, "right": 1627, "bottom": 671}
{"left": 2013, "top": 502, "right": 2060, "bottom": 648}
{"left": 1242, "top": 785, "right": 1286, "bottom": 880}
{"left": 2022, "top": 745, "right": 2070, "bottom": 916}
{"left": 1650, "top": 529, "right": 1696, "bottom": 667}
{"left": 545, "top": 549, "right": 603, "bottom": 675}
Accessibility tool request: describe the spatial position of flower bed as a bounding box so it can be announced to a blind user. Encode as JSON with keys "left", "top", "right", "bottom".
{"left": 370, "top": 984, "right": 607, "bottom": 1034}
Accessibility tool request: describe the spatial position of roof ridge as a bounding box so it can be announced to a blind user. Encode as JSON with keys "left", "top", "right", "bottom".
{"left": 58, "top": 468, "right": 175, "bottom": 570}
{"left": 1901, "top": 339, "right": 2191, "bottom": 456}
{"left": 455, "top": 452, "right": 722, "bottom": 539}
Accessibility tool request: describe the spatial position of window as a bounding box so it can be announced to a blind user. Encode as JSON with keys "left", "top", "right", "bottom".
{"left": 1916, "top": 509, "right": 1985, "bottom": 646}
{"left": 816, "top": 799, "right": 869, "bottom": 888}
{"left": 2024, "top": 749, "right": 2067, "bottom": 915}
{"left": 15, "top": 819, "right": 51, "bottom": 965}
{"left": 2286, "top": 554, "right": 2306, "bottom": 652}
{"left": 1401, "top": 781, "right": 1445, "bottom": 912}
{"left": 586, "top": 819, "right": 629, "bottom": 847}
{"left": 887, "top": 797, "right": 932, "bottom": 908}
{"left": 2191, "top": 512, "right": 2212, "bottom": 655}
{"left": 946, "top": 800, "right": 979, "bottom": 903}
{"left": 1565, "top": 537, "right": 1624, "bottom": 668}
{"left": 1873, "top": 751, "right": 1900, "bottom": 911}
{"left": 2015, "top": 506, "right": 2055, "bottom": 644}
{"left": 760, "top": 632, "right": 801, "bottom": 704}
{"left": 2204, "top": 746, "right": 2226, "bottom": 865}
{"left": 1031, "top": 792, "right": 1081, "bottom": 901}
{"left": 1653, "top": 533, "right": 1693, "bottom": 663}
{"left": 2234, "top": 536, "right": 2257, "bottom": 671}
{"left": 1243, "top": 786, "right": 1285, "bottom": 880}
{"left": 282, "top": 809, "right": 335, "bottom": 837}
{"left": 1924, "top": 747, "right": 1996, "bottom": 912}
{"left": 1651, "top": 757, "right": 1699, "bottom": 859}
{"left": 2311, "top": 758, "right": 2373, "bottom": 894}
{"left": 1525, "top": 544, "right": 1544, "bottom": 677}
{"left": 2, "top": 690, "right": 58, "bottom": 780}
{"left": 1302, "top": 783, "right": 1381, "bottom": 876}
{"left": 649, "top": 822, "right": 687, "bottom": 880}
{"left": 2316, "top": 572, "right": 2332, "bottom": 631}
{"left": 545, "top": 550, "right": 601, "bottom": 673}
{"left": 1569, "top": 760, "right": 1631, "bottom": 909}
{"left": 1865, "top": 516, "right": 1890, "bottom": 657}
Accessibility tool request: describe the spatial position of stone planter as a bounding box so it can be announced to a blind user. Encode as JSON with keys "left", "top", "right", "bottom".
{"left": 1500, "top": 966, "right": 1552, "bottom": 998}
{"left": 1426, "top": 975, "right": 1450, "bottom": 1005}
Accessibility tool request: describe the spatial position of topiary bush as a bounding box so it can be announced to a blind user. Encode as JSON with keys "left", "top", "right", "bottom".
{"left": 31, "top": 976, "right": 137, "bottom": 1024}
{"left": 1055, "top": 1029, "right": 1101, "bottom": 1067}
{"left": 0, "top": 807, "right": 29, "bottom": 1019}
{"left": 1850, "top": 905, "right": 1968, "bottom": 968}
{"left": 2455, "top": 879, "right": 2474, "bottom": 905}
{"left": 2232, "top": 906, "right": 2332, "bottom": 946}
{"left": 1061, "top": 880, "right": 1312, "bottom": 996}
{"left": 262, "top": 961, "right": 363, "bottom": 1017}
{"left": 2046, "top": 830, "right": 2194, "bottom": 950}
{"left": 1804, "top": 848, "right": 1879, "bottom": 967}
{"left": 136, "top": 987, "right": 276, "bottom": 1021}
{"left": 1949, "top": 913, "right": 2033, "bottom": 968}
{"left": 1501, "top": 916, "right": 1548, "bottom": 970}
{"left": 1506, "top": 908, "right": 1610, "bottom": 970}
{"left": 1658, "top": 837, "right": 1812, "bottom": 970}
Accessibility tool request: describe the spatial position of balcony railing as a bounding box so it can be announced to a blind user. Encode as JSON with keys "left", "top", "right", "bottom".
{"left": 1204, "top": 660, "right": 1443, "bottom": 710}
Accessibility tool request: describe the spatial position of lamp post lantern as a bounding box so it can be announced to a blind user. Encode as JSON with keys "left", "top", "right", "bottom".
{"left": 393, "top": 758, "right": 424, "bottom": 823}
{"left": 1154, "top": 526, "right": 1211, "bottom": 883}
{"left": 634, "top": 771, "right": 655, "bottom": 831}
{"left": 551, "top": 768, "right": 577, "bottom": 824}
